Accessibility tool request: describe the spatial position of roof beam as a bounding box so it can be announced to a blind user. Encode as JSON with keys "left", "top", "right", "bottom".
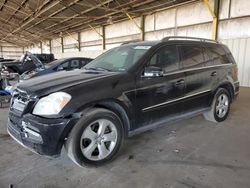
{"left": 25, "top": 0, "right": 82, "bottom": 30}
{"left": 5, "top": 0, "right": 29, "bottom": 23}
{"left": 43, "top": 0, "right": 155, "bottom": 37}
{"left": 0, "top": 0, "right": 7, "bottom": 11}
{"left": 0, "top": 0, "right": 61, "bottom": 43}
{"left": 44, "top": 0, "right": 114, "bottom": 31}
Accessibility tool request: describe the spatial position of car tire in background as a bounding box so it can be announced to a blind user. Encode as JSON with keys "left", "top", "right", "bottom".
{"left": 65, "top": 108, "right": 124, "bottom": 167}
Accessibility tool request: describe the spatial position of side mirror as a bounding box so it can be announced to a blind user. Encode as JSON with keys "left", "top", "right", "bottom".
{"left": 143, "top": 66, "right": 164, "bottom": 77}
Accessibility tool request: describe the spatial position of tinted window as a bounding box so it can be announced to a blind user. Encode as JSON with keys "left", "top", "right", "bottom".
{"left": 57, "top": 61, "right": 69, "bottom": 71}
{"left": 205, "top": 45, "right": 229, "bottom": 65}
{"left": 203, "top": 48, "right": 214, "bottom": 66}
{"left": 148, "top": 45, "right": 179, "bottom": 73}
{"left": 179, "top": 45, "right": 204, "bottom": 69}
{"left": 71, "top": 59, "right": 80, "bottom": 68}
{"left": 80, "top": 59, "right": 89, "bottom": 66}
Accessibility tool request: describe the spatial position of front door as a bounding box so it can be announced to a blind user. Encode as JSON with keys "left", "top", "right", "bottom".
{"left": 135, "top": 44, "right": 185, "bottom": 128}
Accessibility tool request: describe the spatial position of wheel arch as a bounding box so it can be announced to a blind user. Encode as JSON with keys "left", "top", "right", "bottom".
{"left": 92, "top": 100, "right": 131, "bottom": 138}
{"left": 214, "top": 82, "right": 235, "bottom": 103}
{"left": 74, "top": 99, "right": 132, "bottom": 138}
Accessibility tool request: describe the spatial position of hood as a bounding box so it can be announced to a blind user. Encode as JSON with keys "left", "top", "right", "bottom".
{"left": 17, "top": 69, "right": 120, "bottom": 97}
{"left": 24, "top": 52, "right": 44, "bottom": 69}
{"left": 19, "top": 68, "right": 45, "bottom": 81}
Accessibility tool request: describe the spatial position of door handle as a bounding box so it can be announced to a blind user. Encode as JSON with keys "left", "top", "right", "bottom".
{"left": 211, "top": 71, "right": 217, "bottom": 77}
{"left": 175, "top": 79, "right": 185, "bottom": 86}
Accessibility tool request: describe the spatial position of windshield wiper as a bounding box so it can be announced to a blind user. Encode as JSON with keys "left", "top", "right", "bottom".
{"left": 84, "top": 67, "right": 111, "bottom": 72}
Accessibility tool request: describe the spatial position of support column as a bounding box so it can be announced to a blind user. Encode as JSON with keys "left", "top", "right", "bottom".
{"left": 102, "top": 26, "right": 106, "bottom": 50}
{"left": 125, "top": 12, "right": 144, "bottom": 41}
{"left": 61, "top": 37, "right": 64, "bottom": 53}
{"left": 140, "top": 15, "right": 145, "bottom": 41}
{"left": 77, "top": 32, "right": 81, "bottom": 51}
{"left": 49, "top": 40, "right": 52, "bottom": 54}
{"left": 40, "top": 41, "right": 43, "bottom": 53}
{"left": 213, "top": 0, "right": 220, "bottom": 40}
{"left": 204, "top": 0, "right": 220, "bottom": 40}
{"left": 0, "top": 46, "right": 3, "bottom": 58}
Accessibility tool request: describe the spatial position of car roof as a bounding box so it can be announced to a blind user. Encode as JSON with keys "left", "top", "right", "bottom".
{"left": 121, "top": 39, "right": 220, "bottom": 46}
{"left": 121, "top": 40, "right": 161, "bottom": 47}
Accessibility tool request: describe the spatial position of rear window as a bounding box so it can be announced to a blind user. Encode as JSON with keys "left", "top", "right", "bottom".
{"left": 179, "top": 45, "right": 204, "bottom": 69}
{"left": 205, "top": 45, "right": 229, "bottom": 65}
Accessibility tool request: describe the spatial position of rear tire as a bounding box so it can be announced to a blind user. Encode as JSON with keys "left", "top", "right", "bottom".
{"left": 203, "top": 88, "right": 231, "bottom": 123}
{"left": 65, "top": 108, "right": 124, "bottom": 167}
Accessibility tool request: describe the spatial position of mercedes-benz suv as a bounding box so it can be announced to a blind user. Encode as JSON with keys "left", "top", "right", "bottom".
{"left": 7, "top": 36, "right": 239, "bottom": 167}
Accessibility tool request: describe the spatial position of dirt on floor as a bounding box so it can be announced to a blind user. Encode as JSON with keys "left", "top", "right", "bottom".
{"left": 0, "top": 87, "right": 250, "bottom": 188}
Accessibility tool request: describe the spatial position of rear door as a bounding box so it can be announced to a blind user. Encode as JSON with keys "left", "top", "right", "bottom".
{"left": 178, "top": 43, "right": 211, "bottom": 112}
{"left": 135, "top": 44, "right": 185, "bottom": 128}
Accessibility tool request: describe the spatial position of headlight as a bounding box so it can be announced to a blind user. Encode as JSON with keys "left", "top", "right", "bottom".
{"left": 33, "top": 92, "right": 71, "bottom": 116}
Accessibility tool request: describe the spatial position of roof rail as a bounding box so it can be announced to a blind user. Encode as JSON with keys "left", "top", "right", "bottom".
{"left": 121, "top": 39, "right": 142, "bottom": 45}
{"left": 161, "top": 36, "right": 218, "bottom": 43}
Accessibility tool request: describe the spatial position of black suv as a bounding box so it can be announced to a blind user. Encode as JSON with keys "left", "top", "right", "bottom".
{"left": 7, "top": 37, "right": 239, "bottom": 167}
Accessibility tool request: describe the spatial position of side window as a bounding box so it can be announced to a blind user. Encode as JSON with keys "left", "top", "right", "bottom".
{"left": 148, "top": 45, "right": 179, "bottom": 73}
{"left": 206, "top": 45, "right": 229, "bottom": 65}
{"left": 58, "top": 61, "right": 70, "bottom": 71}
{"left": 80, "top": 60, "right": 87, "bottom": 67}
{"left": 203, "top": 48, "right": 215, "bottom": 66}
{"left": 71, "top": 59, "right": 80, "bottom": 68}
{"left": 179, "top": 45, "right": 204, "bottom": 69}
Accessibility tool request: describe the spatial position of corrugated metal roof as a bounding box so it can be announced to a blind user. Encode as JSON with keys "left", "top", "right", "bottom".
{"left": 0, "top": 0, "right": 197, "bottom": 46}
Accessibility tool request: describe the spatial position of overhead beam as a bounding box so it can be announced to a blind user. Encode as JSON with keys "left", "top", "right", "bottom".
{"left": 0, "top": 0, "right": 7, "bottom": 11}
{"left": 42, "top": 0, "right": 153, "bottom": 38}
{"left": 26, "top": 0, "right": 81, "bottom": 30}
{"left": 5, "top": 0, "right": 29, "bottom": 23}
{"left": 0, "top": 0, "right": 61, "bottom": 43}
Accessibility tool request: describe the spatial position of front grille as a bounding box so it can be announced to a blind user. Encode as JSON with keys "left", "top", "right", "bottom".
{"left": 10, "top": 89, "right": 32, "bottom": 116}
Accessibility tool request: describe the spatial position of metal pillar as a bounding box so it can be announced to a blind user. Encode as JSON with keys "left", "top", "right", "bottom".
{"left": 40, "top": 41, "right": 43, "bottom": 53}
{"left": 102, "top": 26, "right": 106, "bottom": 50}
{"left": 204, "top": 0, "right": 220, "bottom": 40}
{"left": 88, "top": 24, "right": 105, "bottom": 50}
{"left": 125, "top": 12, "right": 144, "bottom": 41}
{"left": 61, "top": 37, "right": 64, "bottom": 53}
{"left": 77, "top": 32, "right": 81, "bottom": 51}
{"left": 49, "top": 40, "right": 52, "bottom": 54}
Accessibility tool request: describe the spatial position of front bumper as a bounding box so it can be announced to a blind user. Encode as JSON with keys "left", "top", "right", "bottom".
{"left": 7, "top": 112, "right": 78, "bottom": 157}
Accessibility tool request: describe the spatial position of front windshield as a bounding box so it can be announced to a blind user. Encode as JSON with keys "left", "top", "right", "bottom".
{"left": 84, "top": 45, "right": 152, "bottom": 72}
{"left": 45, "top": 59, "right": 65, "bottom": 68}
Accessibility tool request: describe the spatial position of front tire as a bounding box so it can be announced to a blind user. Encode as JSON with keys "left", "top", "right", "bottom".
{"left": 65, "top": 108, "right": 124, "bottom": 167}
{"left": 203, "top": 88, "right": 231, "bottom": 123}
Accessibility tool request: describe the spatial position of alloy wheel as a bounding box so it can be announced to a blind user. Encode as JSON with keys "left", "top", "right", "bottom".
{"left": 80, "top": 119, "right": 118, "bottom": 161}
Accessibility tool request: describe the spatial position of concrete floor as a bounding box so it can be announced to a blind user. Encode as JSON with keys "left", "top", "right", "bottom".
{"left": 0, "top": 87, "right": 250, "bottom": 188}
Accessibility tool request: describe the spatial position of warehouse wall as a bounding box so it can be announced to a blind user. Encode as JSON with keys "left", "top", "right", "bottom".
{"left": 27, "top": 0, "right": 250, "bottom": 86}
{"left": 0, "top": 43, "right": 24, "bottom": 59}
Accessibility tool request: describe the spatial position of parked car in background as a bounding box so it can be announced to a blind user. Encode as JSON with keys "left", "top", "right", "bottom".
{"left": 0, "top": 52, "right": 55, "bottom": 74}
{"left": 20, "top": 57, "right": 93, "bottom": 81}
{"left": 7, "top": 36, "right": 239, "bottom": 167}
